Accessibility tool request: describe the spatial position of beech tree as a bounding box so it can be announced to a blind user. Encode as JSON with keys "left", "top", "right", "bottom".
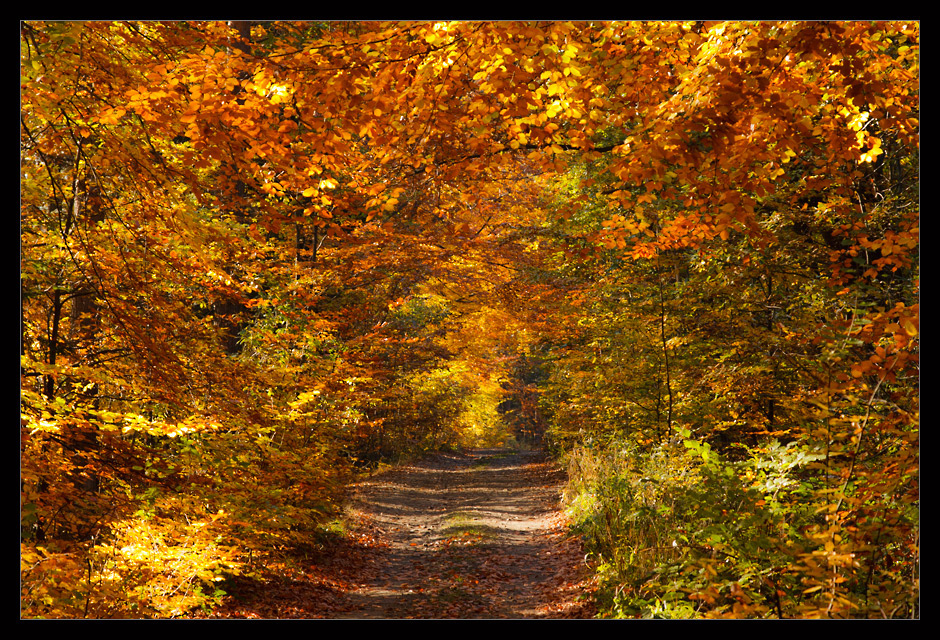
{"left": 21, "top": 20, "right": 917, "bottom": 618}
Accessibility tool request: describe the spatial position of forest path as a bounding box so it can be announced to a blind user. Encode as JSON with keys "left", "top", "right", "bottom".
{"left": 205, "top": 448, "right": 595, "bottom": 619}
{"left": 334, "top": 448, "right": 595, "bottom": 619}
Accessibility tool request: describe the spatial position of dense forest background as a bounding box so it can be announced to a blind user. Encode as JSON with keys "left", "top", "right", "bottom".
{"left": 21, "top": 20, "right": 918, "bottom": 618}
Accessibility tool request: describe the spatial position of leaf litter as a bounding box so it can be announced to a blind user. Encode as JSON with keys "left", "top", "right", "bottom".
{"left": 202, "top": 448, "right": 596, "bottom": 619}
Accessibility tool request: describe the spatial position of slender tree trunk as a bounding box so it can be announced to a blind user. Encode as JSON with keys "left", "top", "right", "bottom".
{"left": 658, "top": 277, "right": 673, "bottom": 438}
{"left": 44, "top": 290, "right": 64, "bottom": 400}
{"left": 763, "top": 266, "right": 776, "bottom": 429}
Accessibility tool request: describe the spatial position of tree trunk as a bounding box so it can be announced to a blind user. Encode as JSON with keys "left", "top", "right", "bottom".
{"left": 44, "top": 290, "right": 64, "bottom": 400}
{"left": 658, "top": 278, "right": 674, "bottom": 439}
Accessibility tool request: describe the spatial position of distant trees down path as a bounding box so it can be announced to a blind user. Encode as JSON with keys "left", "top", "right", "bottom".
{"left": 21, "top": 20, "right": 917, "bottom": 618}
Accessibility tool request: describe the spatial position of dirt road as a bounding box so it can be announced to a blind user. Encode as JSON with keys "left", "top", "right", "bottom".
{"left": 206, "top": 447, "right": 595, "bottom": 619}
{"left": 337, "top": 447, "right": 595, "bottom": 619}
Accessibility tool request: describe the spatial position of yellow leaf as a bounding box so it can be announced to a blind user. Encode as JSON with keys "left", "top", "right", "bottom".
{"left": 900, "top": 318, "right": 918, "bottom": 336}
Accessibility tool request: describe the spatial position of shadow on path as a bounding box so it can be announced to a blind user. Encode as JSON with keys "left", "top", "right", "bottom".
{"left": 336, "top": 448, "right": 594, "bottom": 619}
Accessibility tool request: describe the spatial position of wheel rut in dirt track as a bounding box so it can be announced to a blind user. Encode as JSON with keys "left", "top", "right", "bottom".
{"left": 337, "top": 447, "right": 595, "bottom": 619}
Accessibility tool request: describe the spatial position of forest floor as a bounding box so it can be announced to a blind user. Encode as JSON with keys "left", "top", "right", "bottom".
{"left": 204, "top": 448, "right": 597, "bottom": 619}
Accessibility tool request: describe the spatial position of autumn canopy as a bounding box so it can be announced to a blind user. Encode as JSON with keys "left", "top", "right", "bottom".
{"left": 21, "top": 20, "right": 918, "bottom": 619}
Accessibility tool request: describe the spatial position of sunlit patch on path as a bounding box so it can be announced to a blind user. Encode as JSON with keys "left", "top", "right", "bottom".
{"left": 335, "top": 448, "right": 595, "bottom": 618}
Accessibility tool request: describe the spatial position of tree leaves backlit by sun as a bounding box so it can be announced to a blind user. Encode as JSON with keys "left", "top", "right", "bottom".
{"left": 21, "top": 20, "right": 917, "bottom": 619}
